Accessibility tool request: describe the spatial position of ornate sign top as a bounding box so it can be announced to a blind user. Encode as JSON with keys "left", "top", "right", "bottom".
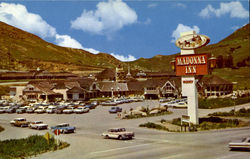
{"left": 175, "top": 34, "right": 210, "bottom": 50}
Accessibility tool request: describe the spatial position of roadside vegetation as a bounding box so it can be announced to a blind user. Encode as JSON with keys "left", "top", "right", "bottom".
{"left": 0, "top": 135, "right": 69, "bottom": 159}
{"left": 124, "top": 111, "right": 172, "bottom": 119}
{"left": 198, "top": 97, "right": 250, "bottom": 109}
{"left": 122, "top": 106, "right": 172, "bottom": 119}
{"left": 208, "top": 108, "right": 250, "bottom": 117}
{"left": 139, "top": 116, "right": 249, "bottom": 132}
{"left": 139, "top": 122, "right": 169, "bottom": 131}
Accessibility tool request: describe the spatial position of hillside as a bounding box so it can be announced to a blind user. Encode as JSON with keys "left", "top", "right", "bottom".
{"left": 129, "top": 23, "right": 250, "bottom": 72}
{"left": 0, "top": 21, "right": 249, "bottom": 73}
{"left": 0, "top": 22, "right": 125, "bottom": 72}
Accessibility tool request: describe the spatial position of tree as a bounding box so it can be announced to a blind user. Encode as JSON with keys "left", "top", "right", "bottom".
{"left": 216, "top": 55, "right": 224, "bottom": 68}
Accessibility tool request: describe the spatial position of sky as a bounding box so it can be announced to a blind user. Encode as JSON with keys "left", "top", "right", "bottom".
{"left": 0, "top": 0, "right": 249, "bottom": 61}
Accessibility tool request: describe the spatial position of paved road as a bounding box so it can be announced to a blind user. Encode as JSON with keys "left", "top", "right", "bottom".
{"left": 0, "top": 101, "right": 249, "bottom": 159}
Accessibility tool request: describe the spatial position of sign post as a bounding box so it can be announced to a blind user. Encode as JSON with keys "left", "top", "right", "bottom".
{"left": 175, "top": 31, "right": 210, "bottom": 125}
{"left": 54, "top": 129, "right": 61, "bottom": 146}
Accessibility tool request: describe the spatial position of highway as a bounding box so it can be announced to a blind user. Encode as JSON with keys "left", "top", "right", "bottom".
{"left": 0, "top": 101, "right": 249, "bottom": 159}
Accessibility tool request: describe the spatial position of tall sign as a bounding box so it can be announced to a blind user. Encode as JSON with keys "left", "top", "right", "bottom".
{"left": 175, "top": 31, "right": 210, "bottom": 125}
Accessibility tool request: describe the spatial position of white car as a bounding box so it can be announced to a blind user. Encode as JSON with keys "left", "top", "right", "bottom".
{"left": 63, "top": 107, "right": 74, "bottom": 114}
{"left": 229, "top": 137, "right": 250, "bottom": 150}
{"left": 34, "top": 107, "right": 47, "bottom": 113}
{"left": 29, "top": 121, "right": 48, "bottom": 130}
{"left": 171, "top": 102, "right": 188, "bottom": 108}
{"left": 102, "top": 128, "right": 135, "bottom": 140}
{"left": 10, "top": 118, "right": 26, "bottom": 125}
{"left": 74, "top": 107, "right": 89, "bottom": 114}
{"left": 46, "top": 106, "right": 57, "bottom": 113}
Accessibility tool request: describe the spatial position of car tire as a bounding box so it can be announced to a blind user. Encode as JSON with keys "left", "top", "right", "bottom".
{"left": 105, "top": 135, "right": 109, "bottom": 139}
{"left": 118, "top": 136, "right": 123, "bottom": 140}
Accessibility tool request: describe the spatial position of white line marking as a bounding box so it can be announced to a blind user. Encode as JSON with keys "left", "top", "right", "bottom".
{"left": 160, "top": 154, "right": 184, "bottom": 159}
{"left": 91, "top": 140, "right": 169, "bottom": 155}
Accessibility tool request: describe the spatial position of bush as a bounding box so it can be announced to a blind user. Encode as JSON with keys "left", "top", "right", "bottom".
{"left": 0, "top": 135, "right": 69, "bottom": 159}
{"left": 208, "top": 108, "right": 250, "bottom": 117}
{"left": 199, "top": 97, "right": 250, "bottom": 109}
{"left": 139, "top": 122, "right": 169, "bottom": 131}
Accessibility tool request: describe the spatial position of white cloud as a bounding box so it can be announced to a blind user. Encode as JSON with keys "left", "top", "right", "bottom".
{"left": 175, "top": 3, "right": 186, "bottom": 8}
{"left": 147, "top": 3, "right": 158, "bottom": 8}
{"left": 55, "top": 34, "right": 100, "bottom": 54}
{"left": 55, "top": 34, "right": 84, "bottom": 49}
{"left": 171, "top": 24, "right": 200, "bottom": 42}
{"left": 0, "top": 2, "right": 56, "bottom": 38}
{"left": 199, "top": 1, "right": 249, "bottom": 19}
{"left": 110, "top": 53, "right": 136, "bottom": 62}
{"left": 71, "top": 0, "right": 138, "bottom": 36}
{"left": 0, "top": 2, "right": 99, "bottom": 54}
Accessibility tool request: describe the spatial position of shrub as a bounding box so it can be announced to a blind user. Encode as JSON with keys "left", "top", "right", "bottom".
{"left": 198, "top": 97, "right": 250, "bottom": 109}
{"left": 208, "top": 108, "right": 250, "bottom": 117}
{"left": 0, "top": 135, "right": 69, "bottom": 159}
{"left": 139, "top": 122, "right": 169, "bottom": 131}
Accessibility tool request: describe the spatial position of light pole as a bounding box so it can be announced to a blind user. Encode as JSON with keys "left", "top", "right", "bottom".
{"left": 111, "top": 87, "right": 114, "bottom": 99}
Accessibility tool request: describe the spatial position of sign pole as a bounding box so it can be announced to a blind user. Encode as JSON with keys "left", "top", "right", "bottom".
{"left": 175, "top": 30, "right": 210, "bottom": 125}
{"left": 180, "top": 31, "right": 199, "bottom": 125}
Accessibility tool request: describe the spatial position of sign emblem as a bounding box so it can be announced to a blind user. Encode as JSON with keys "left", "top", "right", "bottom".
{"left": 175, "top": 34, "right": 210, "bottom": 50}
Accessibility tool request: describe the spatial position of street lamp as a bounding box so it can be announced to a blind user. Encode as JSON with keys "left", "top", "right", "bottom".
{"left": 111, "top": 87, "right": 113, "bottom": 99}
{"left": 170, "top": 58, "right": 176, "bottom": 71}
{"left": 208, "top": 54, "right": 217, "bottom": 69}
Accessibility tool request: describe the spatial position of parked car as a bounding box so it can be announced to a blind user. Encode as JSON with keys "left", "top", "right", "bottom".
{"left": 6, "top": 107, "right": 17, "bottom": 113}
{"left": 26, "top": 107, "right": 36, "bottom": 113}
{"left": 102, "top": 128, "right": 134, "bottom": 140}
{"left": 63, "top": 107, "right": 74, "bottom": 114}
{"left": 34, "top": 107, "right": 47, "bottom": 114}
{"left": 74, "top": 107, "right": 89, "bottom": 114}
{"left": 101, "top": 101, "right": 118, "bottom": 106}
{"left": 109, "top": 107, "right": 122, "bottom": 113}
{"left": 29, "top": 121, "right": 48, "bottom": 130}
{"left": 85, "top": 104, "right": 96, "bottom": 109}
{"left": 16, "top": 107, "right": 26, "bottom": 114}
{"left": 55, "top": 108, "right": 65, "bottom": 114}
{"left": 0, "top": 106, "right": 10, "bottom": 113}
{"left": 46, "top": 106, "right": 57, "bottom": 114}
{"left": 10, "top": 118, "right": 29, "bottom": 127}
{"left": 229, "top": 137, "right": 250, "bottom": 150}
{"left": 51, "top": 123, "right": 75, "bottom": 134}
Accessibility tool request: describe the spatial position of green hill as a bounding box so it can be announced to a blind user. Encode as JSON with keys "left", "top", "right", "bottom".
{"left": 0, "top": 22, "right": 124, "bottom": 72}
{"left": 0, "top": 21, "right": 249, "bottom": 74}
{"left": 129, "top": 23, "right": 249, "bottom": 72}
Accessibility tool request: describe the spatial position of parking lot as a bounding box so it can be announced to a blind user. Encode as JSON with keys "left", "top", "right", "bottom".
{"left": 0, "top": 101, "right": 250, "bottom": 159}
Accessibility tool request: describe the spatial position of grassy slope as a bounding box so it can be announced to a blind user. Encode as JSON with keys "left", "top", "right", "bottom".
{"left": 212, "top": 67, "right": 250, "bottom": 89}
{"left": 130, "top": 23, "right": 249, "bottom": 72}
{"left": 0, "top": 22, "right": 123, "bottom": 71}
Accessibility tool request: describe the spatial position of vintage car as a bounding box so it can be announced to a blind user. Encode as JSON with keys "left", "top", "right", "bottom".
{"left": 10, "top": 118, "right": 29, "bottom": 127}
{"left": 46, "top": 106, "right": 57, "bottom": 114}
{"left": 34, "top": 107, "right": 47, "bottom": 114}
{"left": 51, "top": 123, "right": 75, "bottom": 133}
{"left": 229, "top": 137, "right": 250, "bottom": 150}
{"left": 62, "top": 107, "right": 74, "bottom": 114}
{"left": 109, "top": 107, "right": 122, "bottom": 113}
{"left": 101, "top": 101, "right": 118, "bottom": 106}
{"left": 6, "top": 107, "right": 17, "bottom": 113}
{"left": 29, "top": 121, "right": 48, "bottom": 130}
{"left": 74, "top": 107, "right": 89, "bottom": 114}
{"left": 85, "top": 104, "right": 97, "bottom": 109}
{"left": 102, "top": 128, "right": 134, "bottom": 140}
